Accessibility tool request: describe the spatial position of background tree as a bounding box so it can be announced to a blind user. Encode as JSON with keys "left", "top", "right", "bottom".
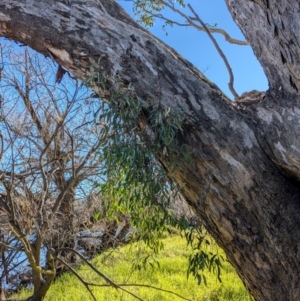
{"left": 0, "top": 41, "right": 195, "bottom": 301}
{"left": 0, "top": 43, "right": 113, "bottom": 300}
{"left": 1, "top": 0, "right": 300, "bottom": 300}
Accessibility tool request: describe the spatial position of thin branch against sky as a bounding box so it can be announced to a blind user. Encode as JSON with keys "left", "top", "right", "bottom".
{"left": 119, "top": 0, "right": 268, "bottom": 98}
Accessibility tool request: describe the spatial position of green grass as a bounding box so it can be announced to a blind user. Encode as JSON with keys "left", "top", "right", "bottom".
{"left": 15, "top": 236, "right": 251, "bottom": 301}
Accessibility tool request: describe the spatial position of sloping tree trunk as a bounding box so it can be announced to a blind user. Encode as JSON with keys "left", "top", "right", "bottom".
{"left": 1, "top": 1, "right": 300, "bottom": 300}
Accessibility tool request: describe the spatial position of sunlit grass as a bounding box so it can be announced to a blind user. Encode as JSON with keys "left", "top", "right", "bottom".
{"left": 14, "top": 235, "right": 251, "bottom": 301}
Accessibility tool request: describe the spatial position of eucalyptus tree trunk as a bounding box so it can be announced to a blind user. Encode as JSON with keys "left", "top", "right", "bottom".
{"left": 1, "top": 1, "right": 300, "bottom": 300}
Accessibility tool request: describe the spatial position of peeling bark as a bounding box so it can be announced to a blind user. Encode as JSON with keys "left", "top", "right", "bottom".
{"left": 1, "top": 1, "right": 300, "bottom": 300}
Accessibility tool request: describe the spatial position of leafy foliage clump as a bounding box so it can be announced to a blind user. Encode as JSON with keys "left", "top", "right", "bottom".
{"left": 94, "top": 81, "right": 189, "bottom": 253}
{"left": 86, "top": 64, "right": 224, "bottom": 283}
{"left": 185, "top": 229, "right": 223, "bottom": 285}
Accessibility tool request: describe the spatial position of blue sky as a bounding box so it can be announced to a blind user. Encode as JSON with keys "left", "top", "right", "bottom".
{"left": 118, "top": 0, "right": 268, "bottom": 100}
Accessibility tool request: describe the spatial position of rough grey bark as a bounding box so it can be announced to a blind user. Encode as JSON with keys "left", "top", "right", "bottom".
{"left": 225, "top": 0, "right": 300, "bottom": 93}
{"left": 1, "top": 1, "right": 300, "bottom": 300}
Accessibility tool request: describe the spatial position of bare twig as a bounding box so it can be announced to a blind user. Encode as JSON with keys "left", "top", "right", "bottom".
{"left": 130, "top": 0, "right": 241, "bottom": 99}
{"left": 57, "top": 247, "right": 118, "bottom": 287}
{"left": 57, "top": 247, "right": 145, "bottom": 301}
{"left": 56, "top": 256, "right": 97, "bottom": 301}
{"left": 133, "top": 0, "right": 249, "bottom": 46}
{"left": 187, "top": 3, "right": 240, "bottom": 100}
{"left": 57, "top": 248, "right": 192, "bottom": 301}
{"left": 90, "top": 283, "right": 193, "bottom": 301}
{"left": 0, "top": 241, "right": 23, "bottom": 252}
{"left": 0, "top": 133, "right": 4, "bottom": 161}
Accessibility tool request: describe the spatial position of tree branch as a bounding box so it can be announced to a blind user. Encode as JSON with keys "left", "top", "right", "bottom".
{"left": 133, "top": 0, "right": 249, "bottom": 46}
{"left": 90, "top": 283, "right": 193, "bottom": 301}
{"left": 187, "top": 3, "right": 240, "bottom": 100}
{"left": 57, "top": 247, "right": 145, "bottom": 301}
{"left": 56, "top": 256, "right": 98, "bottom": 301}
